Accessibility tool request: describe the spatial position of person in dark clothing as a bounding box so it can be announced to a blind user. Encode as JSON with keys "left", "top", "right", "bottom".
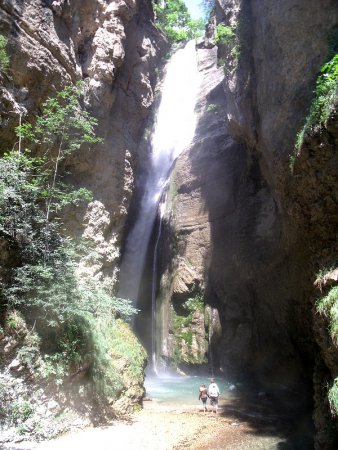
{"left": 198, "top": 383, "right": 208, "bottom": 412}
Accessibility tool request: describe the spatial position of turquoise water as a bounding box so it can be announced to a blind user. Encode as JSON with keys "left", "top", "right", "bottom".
{"left": 144, "top": 375, "right": 231, "bottom": 405}
{"left": 144, "top": 375, "right": 314, "bottom": 449}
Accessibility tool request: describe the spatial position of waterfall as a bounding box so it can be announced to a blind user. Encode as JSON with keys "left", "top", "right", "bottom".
{"left": 208, "top": 307, "right": 217, "bottom": 377}
{"left": 118, "top": 41, "right": 200, "bottom": 313}
{"left": 151, "top": 197, "right": 166, "bottom": 374}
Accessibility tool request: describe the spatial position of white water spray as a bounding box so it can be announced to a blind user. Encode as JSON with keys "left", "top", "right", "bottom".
{"left": 118, "top": 41, "right": 200, "bottom": 312}
{"left": 151, "top": 196, "right": 167, "bottom": 375}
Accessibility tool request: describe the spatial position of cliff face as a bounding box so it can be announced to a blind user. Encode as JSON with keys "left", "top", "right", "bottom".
{"left": 0, "top": 0, "right": 166, "bottom": 438}
{"left": 208, "top": 0, "right": 338, "bottom": 382}
{"left": 157, "top": 0, "right": 338, "bottom": 413}
{"left": 1, "top": 0, "right": 337, "bottom": 445}
{"left": 0, "top": 0, "right": 166, "bottom": 283}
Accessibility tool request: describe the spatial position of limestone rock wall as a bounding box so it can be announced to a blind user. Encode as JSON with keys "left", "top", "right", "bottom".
{"left": 157, "top": 0, "right": 338, "bottom": 399}
{"left": 0, "top": 0, "right": 166, "bottom": 284}
{"left": 289, "top": 111, "right": 338, "bottom": 449}
{"left": 0, "top": 0, "right": 166, "bottom": 432}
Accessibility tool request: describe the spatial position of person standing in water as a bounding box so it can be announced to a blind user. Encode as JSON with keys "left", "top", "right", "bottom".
{"left": 208, "top": 378, "right": 220, "bottom": 413}
{"left": 198, "top": 384, "right": 208, "bottom": 412}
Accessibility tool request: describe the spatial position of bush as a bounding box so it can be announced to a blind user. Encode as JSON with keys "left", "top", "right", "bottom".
{"left": 110, "top": 320, "right": 147, "bottom": 379}
{"left": 171, "top": 292, "right": 207, "bottom": 365}
{"left": 153, "top": 0, "right": 204, "bottom": 43}
{"left": 328, "top": 377, "right": 338, "bottom": 417}
{"left": 0, "top": 34, "right": 9, "bottom": 72}
{"left": 215, "top": 24, "right": 236, "bottom": 45}
{"left": 215, "top": 23, "right": 240, "bottom": 68}
{"left": 295, "top": 54, "right": 338, "bottom": 150}
{"left": 316, "top": 286, "right": 338, "bottom": 343}
{"left": 0, "top": 83, "right": 139, "bottom": 405}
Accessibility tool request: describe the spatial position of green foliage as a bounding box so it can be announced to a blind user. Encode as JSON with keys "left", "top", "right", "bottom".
{"left": 10, "top": 401, "right": 35, "bottom": 424}
{"left": 171, "top": 291, "right": 206, "bottom": 365}
{"left": 215, "top": 23, "right": 235, "bottom": 45}
{"left": 0, "top": 379, "right": 35, "bottom": 425}
{"left": 316, "top": 286, "right": 338, "bottom": 342}
{"left": 153, "top": 0, "right": 204, "bottom": 43}
{"left": 17, "top": 332, "right": 41, "bottom": 372}
{"left": 16, "top": 81, "right": 101, "bottom": 221}
{"left": 185, "top": 293, "right": 204, "bottom": 313}
{"left": 0, "top": 380, "right": 7, "bottom": 415}
{"left": 0, "top": 152, "right": 59, "bottom": 261}
{"left": 5, "top": 248, "right": 137, "bottom": 398}
{"left": 328, "top": 377, "right": 338, "bottom": 417}
{"left": 295, "top": 54, "right": 338, "bottom": 151}
{"left": 110, "top": 320, "right": 147, "bottom": 380}
{"left": 172, "top": 294, "right": 204, "bottom": 331}
{"left": 0, "top": 84, "right": 140, "bottom": 404}
{"left": 316, "top": 265, "right": 336, "bottom": 281}
{"left": 288, "top": 153, "right": 296, "bottom": 174}
{"left": 90, "top": 321, "right": 123, "bottom": 401}
{"left": 215, "top": 23, "right": 240, "bottom": 69}
{"left": 0, "top": 34, "right": 9, "bottom": 73}
{"left": 6, "top": 310, "right": 26, "bottom": 331}
{"left": 0, "top": 81, "right": 99, "bottom": 260}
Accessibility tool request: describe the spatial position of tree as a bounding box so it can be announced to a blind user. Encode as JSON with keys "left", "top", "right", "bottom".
{"left": 17, "top": 81, "right": 101, "bottom": 222}
{"left": 0, "top": 83, "right": 137, "bottom": 401}
{"left": 0, "top": 34, "right": 9, "bottom": 73}
{"left": 153, "top": 0, "right": 204, "bottom": 43}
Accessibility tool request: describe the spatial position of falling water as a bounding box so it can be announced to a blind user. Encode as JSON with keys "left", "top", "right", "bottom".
{"left": 151, "top": 197, "right": 166, "bottom": 374}
{"left": 118, "top": 41, "right": 200, "bottom": 317}
{"left": 208, "top": 307, "right": 217, "bottom": 377}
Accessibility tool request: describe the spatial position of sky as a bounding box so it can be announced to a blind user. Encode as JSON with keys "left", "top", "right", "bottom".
{"left": 184, "top": 0, "right": 205, "bottom": 20}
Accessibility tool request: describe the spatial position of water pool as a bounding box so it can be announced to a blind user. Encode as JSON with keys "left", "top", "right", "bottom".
{"left": 144, "top": 374, "right": 232, "bottom": 406}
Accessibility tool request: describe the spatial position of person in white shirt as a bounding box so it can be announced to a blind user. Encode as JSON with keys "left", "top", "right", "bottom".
{"left": 208, "top": 378, "right": 220, "bottom": 413}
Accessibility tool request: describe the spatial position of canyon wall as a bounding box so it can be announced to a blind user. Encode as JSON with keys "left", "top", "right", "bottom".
{"left": 0, "top": 0, "right": 167, "bottom": 437}
{"left": 0, "top": 0, "right": 166, "bottom": 283}
{"left": 155, "top": 2, "right": 338, "bottom": 446}
{"left": 1, "top": 0, "right": 337, "bottom": 446}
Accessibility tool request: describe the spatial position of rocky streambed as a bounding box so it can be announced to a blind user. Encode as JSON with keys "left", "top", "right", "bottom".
{"left": 2, "top": 386, "right": 313, "bottom": 450}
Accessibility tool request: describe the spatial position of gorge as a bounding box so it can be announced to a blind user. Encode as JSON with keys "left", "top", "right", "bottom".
{"left": 0, "top": 0, "right": 338, "bottom": 449}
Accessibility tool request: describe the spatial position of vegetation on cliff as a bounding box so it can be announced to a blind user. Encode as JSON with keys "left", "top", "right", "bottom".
{"left": 0, "top": 35, "right": 9, "bottom": 73}
{"left": 0, "top": 82, "right": 145, "bottom": 436}
{"left": 290, "top": 47, "right": 338, "bottom": 442}
{"left": 316, "top": 284, "right": 338, "bottom": 417}
{"left": 296, "top": 53, "right": 338, "bottom": 151}
{"left": 316, "top": 286, "right": 338, "bottom": 345}
{"left": 171, "top": 290, "right": 208, "bottom": 366}
{"left": 152, "top": 0, "right": 204, "bottom": 43}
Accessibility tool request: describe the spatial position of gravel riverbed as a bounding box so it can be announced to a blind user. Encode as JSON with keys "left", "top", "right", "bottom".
{"left": 3, "top": 392, "right": 312, "bottom": 450}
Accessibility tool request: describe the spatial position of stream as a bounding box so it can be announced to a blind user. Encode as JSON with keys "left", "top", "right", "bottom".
{"left": 145, "top": 374, "right": 231, "bottom": 407}
{"left": 5, "top": 375, "right": 313, "bottom": 450}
